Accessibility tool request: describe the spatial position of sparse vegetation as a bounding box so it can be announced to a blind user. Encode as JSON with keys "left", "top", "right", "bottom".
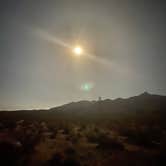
{"left": 0, "top": 119, "right": 165, "bottom": 166}
{"left": 0, "top": 93, "right": 166, "bottom": 165}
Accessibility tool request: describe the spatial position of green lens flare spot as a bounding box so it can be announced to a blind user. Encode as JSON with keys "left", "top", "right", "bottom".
{"left": 81, "top": 83, "right": 93, "bottom": 91}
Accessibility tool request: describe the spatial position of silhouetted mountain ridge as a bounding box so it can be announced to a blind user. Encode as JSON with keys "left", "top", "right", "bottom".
{"left": 50, "top": 92, "right": 166, "bottom": 111}
{"left": 0, "top": 92, "right": 166, "bottom": 121}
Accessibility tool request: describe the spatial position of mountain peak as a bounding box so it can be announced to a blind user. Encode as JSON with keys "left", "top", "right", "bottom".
{"left": 140, "top": 91, "right": 151, "bottom": 96}
{"left": 138, "top": 91, "right": 151, "bottom": 97}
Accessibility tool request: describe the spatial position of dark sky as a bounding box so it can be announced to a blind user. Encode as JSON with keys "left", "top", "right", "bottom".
{"left": 1, "top": 0, "right": 166, "bottom": 110}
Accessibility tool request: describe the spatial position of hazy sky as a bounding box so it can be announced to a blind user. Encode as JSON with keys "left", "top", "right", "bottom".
{"left": 1, "top": 0, "right": 166, "bottom": 110}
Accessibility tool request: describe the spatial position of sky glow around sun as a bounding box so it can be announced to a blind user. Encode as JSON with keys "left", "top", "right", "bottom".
{"left": 73, "top": 46, "right": 83, "bottom": 56}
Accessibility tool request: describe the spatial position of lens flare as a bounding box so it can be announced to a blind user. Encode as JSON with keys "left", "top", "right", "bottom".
{"left": 81, "top": 83, "right": 94, "bottom": 91}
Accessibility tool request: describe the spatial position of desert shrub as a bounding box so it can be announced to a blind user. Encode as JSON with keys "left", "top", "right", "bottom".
{"left": 65, "top": 147, "right": 76, "bottom": 156}
{"left": 85, "top": 126, "right": 104, "bottom": 143}
{"left": 86, "top": 132, "right": 99, "bottom": 143}
{"left": 86, "top": 129, "right": 124, "bottom": 151}
{"left": 69, "top": 135, "right": 79, "bottom": 144}
{"left": 157, "top": 135, "right": 166, "bottom": 165}
{"left": 63, "top": 157, "right": 80, "bottom": 166}
{"left": 125, "top": 129, "right": 158, "bottom": 148}
{"left": 0, "top": 141, "right": 21, "bottom": 166}
{"left": 3, "top": 121, "right": 16, "bottom": 130}
{"left": 97, "top": 135, "right": 124, "bottom": 151}
{"left": 48, "top": 153, "right": 64, "bottom": 166}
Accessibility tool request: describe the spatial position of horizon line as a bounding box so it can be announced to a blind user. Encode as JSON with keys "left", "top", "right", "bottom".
{"left": 0, "top": 91, "right": 165, "bottom": 111}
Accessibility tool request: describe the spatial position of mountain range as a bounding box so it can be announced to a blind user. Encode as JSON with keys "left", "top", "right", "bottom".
{"left": 0, "top": 92, "right": 166, "bottom": 122}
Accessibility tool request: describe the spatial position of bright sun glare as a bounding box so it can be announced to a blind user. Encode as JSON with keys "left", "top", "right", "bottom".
{"left": 73, "top": 46, "right": 83, "bottom": 56}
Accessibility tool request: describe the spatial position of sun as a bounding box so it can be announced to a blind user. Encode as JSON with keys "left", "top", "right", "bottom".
{"left": 73, "top": 46, "right": 83, "bottom": 56}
